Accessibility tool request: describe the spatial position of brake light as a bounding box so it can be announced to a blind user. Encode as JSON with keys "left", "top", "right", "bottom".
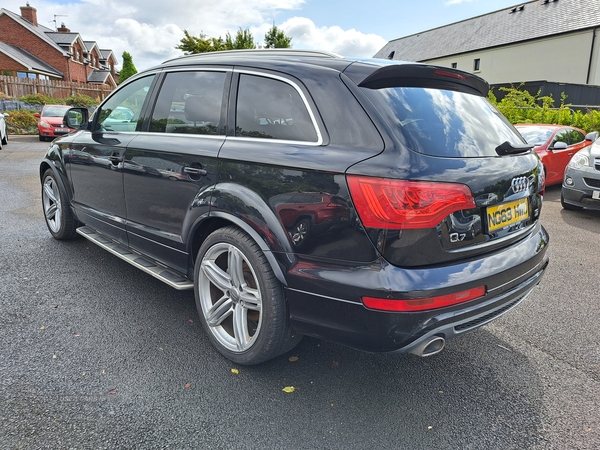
{"left": 362, "top": 286, "right": 486, "bottom": 312}
{"left": 346, "top": 176, "right": 475, "bottom": 229}
{"left": 433, "top": 69, "right": 469, "bottom": 80}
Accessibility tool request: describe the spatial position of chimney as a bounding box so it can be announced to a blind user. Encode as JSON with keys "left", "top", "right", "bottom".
{"left": 20, "top": 3, "right": 38, "bottom": 27}
{"left": 57, "top": 22, "right": 70, "bottom": 33}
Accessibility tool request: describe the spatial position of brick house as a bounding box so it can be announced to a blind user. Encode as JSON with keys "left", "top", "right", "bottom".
{"left": 0, "top": 3, "right": 118, "bottom": 87}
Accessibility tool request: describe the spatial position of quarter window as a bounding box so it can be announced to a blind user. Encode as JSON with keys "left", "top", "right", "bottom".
{"left": 236, "top": 74, "right": 318, "bottom": 142}
{"left": 149, "top": 71, "right": 227, "bottom": 135}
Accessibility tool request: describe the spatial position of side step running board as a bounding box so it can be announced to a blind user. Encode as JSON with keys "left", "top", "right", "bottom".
{"left": 76, "top": 226, "right": 194, "bottom": 290}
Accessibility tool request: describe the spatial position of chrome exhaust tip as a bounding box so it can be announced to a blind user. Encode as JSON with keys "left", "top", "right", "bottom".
{"left": 409, "top": 336, "right": 446, "bottom": 357}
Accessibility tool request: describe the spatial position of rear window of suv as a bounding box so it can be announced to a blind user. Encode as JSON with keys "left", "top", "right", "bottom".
{"left": 362, "top": 87, "right": 522, "bottom": 158}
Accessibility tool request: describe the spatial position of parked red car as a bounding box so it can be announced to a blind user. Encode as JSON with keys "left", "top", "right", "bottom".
{"left": 35, "top": 105, "right": 75, "bottom": 141}
{"left": 515, "top": 124, "right": 595, "bottom": 186}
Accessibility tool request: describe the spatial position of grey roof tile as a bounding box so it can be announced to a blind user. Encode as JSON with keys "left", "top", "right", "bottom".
{"left": 374, "top": 0, "right": 600, "bottom": 61}
{"left": 0, "top": 42, "right": 63, "bottom": 77}
{"left": 46, "top": 32, "right": 80, "bottom": 45}
{"left": 87, "top": 70, "right": 110, "bottom": 83}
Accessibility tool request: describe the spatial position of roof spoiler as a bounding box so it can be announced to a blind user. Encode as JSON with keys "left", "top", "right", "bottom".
{"left": 358, "top": 64, "right": 489, "bottom": 97}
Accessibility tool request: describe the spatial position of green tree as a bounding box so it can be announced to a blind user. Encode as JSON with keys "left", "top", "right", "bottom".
{"left": 176, "top": 30, "right": 226, "bottom": 54}
{"left": 225, "top": 28, "right": 256, "bottom": 50}
{"left": 176, "top": 28, "right": 256, "bottom": 54}
{"left": 119, "top": 51, "right": 138, "bottom": 84}
{"left": 264, "top": 23, "right": 292, "bottom": 48}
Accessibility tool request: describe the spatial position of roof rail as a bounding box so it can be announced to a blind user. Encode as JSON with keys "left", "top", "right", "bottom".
{"left": 163, "top": 49, "right": 343, "bottom": 64}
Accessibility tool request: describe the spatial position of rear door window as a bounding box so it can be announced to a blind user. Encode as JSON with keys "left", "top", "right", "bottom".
{"left": 149, "top": 71, "right": 227, "bottom": 135}
{"left": 235, "top": 74, "right": 319, "bottom": 143}
{"left": 362, "top": 87, "right": 523, "bottom": 157}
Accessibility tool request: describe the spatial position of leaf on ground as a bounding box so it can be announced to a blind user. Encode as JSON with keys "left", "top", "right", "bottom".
{"left": 107, "top": 388, "right": 117, "bottom": 394}
{"left": 428, "top": 426, "right": 433, "bottom": 430}
{"left": 39, "top": 325, "right": 45, "bottom": 330}
{"left": 282, "top": 386, "right": 295, "bottom": 393}
{"left": 52, "top": 354, "right": 57, "bottom": 359}
{"left": 331, "top": 360, "right": 339, "bottom": 368}
{"left": 231, "top": 368, "right": 239, "bottom": 374}
{"left": 185, "top": 383, "right": 191, "bottom": 389}
{"left": 188, "top": 319, "right": 194, "bottom": 323}
{"left": 73, "top": 334, "right": 80, "bottom": 337}
{"left": 288, "top": 356, "right": 299, "bottom": 362}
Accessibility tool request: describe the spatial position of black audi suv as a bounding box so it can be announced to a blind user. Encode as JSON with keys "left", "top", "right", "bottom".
{"left": 40, "top": 49, "right": 549, "bottom": 364}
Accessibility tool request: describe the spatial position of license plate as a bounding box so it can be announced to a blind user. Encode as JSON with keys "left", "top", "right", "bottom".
{"left": 593, "top": 191, "right": 600, "bottom": 200}
{"left": 487, "top": 198, "right": 529, "bottom": 232}
{"left": 55, "top": 128, "right": 69, "bottom": 133}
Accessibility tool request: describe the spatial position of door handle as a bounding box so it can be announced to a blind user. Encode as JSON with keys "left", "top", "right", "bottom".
{"left": 107, "top": 155, "right": 123, "bottom": 163}
{"left": 183, "top": 167, "right": 208, "bottom": 176}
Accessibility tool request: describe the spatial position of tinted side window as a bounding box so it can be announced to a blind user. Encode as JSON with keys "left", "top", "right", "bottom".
{"left": 236, "top": 74, "right": 318, "bottom": 142}
{"left": 96, "top": 75, "right": 155, "bottom": 132}
{"left": 149, "top": 71, "right": 227, "bottom": 135}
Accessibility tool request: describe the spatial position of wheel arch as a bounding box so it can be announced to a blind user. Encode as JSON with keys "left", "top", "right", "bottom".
{"left": 40, "top": 156, "right": 72, "bottom": 202}
{"left": 188, "top": 212, "right": 292, "bottom": 287}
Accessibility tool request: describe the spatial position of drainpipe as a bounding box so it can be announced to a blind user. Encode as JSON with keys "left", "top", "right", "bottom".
{"left": 586, "top": 27, "right": 598, "bottom": 85}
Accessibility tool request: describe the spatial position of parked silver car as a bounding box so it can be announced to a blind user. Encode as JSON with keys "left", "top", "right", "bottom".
{"left": 561, "top": 132, "right": 600, "bottom": 210}
{"left": 0, "top": 112, "right": 8, "bottom": 149}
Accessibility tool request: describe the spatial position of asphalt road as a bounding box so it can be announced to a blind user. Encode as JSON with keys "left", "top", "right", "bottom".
{"left": 1, "top": 135, "right": 599, "bottom": 449}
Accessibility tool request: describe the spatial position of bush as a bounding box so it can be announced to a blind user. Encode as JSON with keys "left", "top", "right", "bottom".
{"left": 64, "top": 93, "right": 97, "bottom": 107}
{"left": 489, "top": 85, "right": 600, "bottom": 133}
{"left": 17, "top": 93, "right": 57, "bottom": 105}
{"left": 5, "top": 109, "right": 38, "bottom": 134}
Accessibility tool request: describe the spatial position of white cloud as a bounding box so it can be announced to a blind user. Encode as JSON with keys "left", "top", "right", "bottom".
{"left": 2, "top": 0, "right": 385, "bottom": 70}
{"left": 280, "top": 17, "right": 387, "bottom": 57}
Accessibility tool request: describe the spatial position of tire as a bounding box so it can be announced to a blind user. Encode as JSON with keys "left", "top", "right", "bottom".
{"left": 1, "top": 126, "right": 7, "bottom": 145}
{"left": 194, "top": 226, "right": 300, "bottom": 365}
{"left": 561, "top": 192, "right": 582, "bottom": 211}
{"left": 41, "top": 169, "right": 77, "bottom": 240}
{"left": 290, "top": 218, "right": 311, "bottom": 248}
{"left": 39, "top": 134, "right": 45, "bottom": 142}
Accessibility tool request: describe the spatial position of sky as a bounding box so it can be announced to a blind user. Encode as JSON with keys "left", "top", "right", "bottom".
{"left": 4, "top": 0, "right": 524, "bottom": 71}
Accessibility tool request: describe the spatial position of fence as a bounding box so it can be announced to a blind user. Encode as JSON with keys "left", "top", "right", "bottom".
{"left": 0, "top": 75, "right": 114, "bottom": 102}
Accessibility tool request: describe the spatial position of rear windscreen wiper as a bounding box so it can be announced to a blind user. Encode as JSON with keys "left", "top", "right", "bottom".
{"left": 495, "top": 141, "right": 533, "bottom": 156}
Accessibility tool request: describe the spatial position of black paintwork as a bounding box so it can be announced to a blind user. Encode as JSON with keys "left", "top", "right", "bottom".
{"left": 40, "top": 52, "right": 549, "bottom": 353}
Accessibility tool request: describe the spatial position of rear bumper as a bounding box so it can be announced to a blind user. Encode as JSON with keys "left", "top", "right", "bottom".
{"left": 283, "top": 223, "right": 549, "bottom": 353}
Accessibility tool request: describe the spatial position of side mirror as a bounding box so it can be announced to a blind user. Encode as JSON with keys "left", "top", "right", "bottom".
{"left": 551, "top": 141, "right": 568, "bottom": 150}
{"left": 585, "top": 131, "right": 599, "bottom": 142}
{"left": 63, "top": 107, "right": 89, "bottom": 130}
{"left": 34, "top": 112, "right": 40, "bottom": 118}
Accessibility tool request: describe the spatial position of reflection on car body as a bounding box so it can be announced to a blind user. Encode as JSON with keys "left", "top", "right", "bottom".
{"left": 269, "top": 192, "right": 352, "bottom": 248}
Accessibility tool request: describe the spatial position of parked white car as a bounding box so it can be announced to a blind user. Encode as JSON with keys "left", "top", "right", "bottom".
{"left": 0, "top": 112, "right": 8, "bottom": 149}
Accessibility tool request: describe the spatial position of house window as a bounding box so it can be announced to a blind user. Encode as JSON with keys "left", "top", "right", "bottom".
{"left": 451, "top": 62, "right": 457, "bottom": 69}
{"left": 473, "top": 58, "right": 481, "bottom": 71}
{"left": 28, "top": 73, "right": 36, "bottom": 79}
{"left": 17, "top": 72, "right": 27, "bottom": 78}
